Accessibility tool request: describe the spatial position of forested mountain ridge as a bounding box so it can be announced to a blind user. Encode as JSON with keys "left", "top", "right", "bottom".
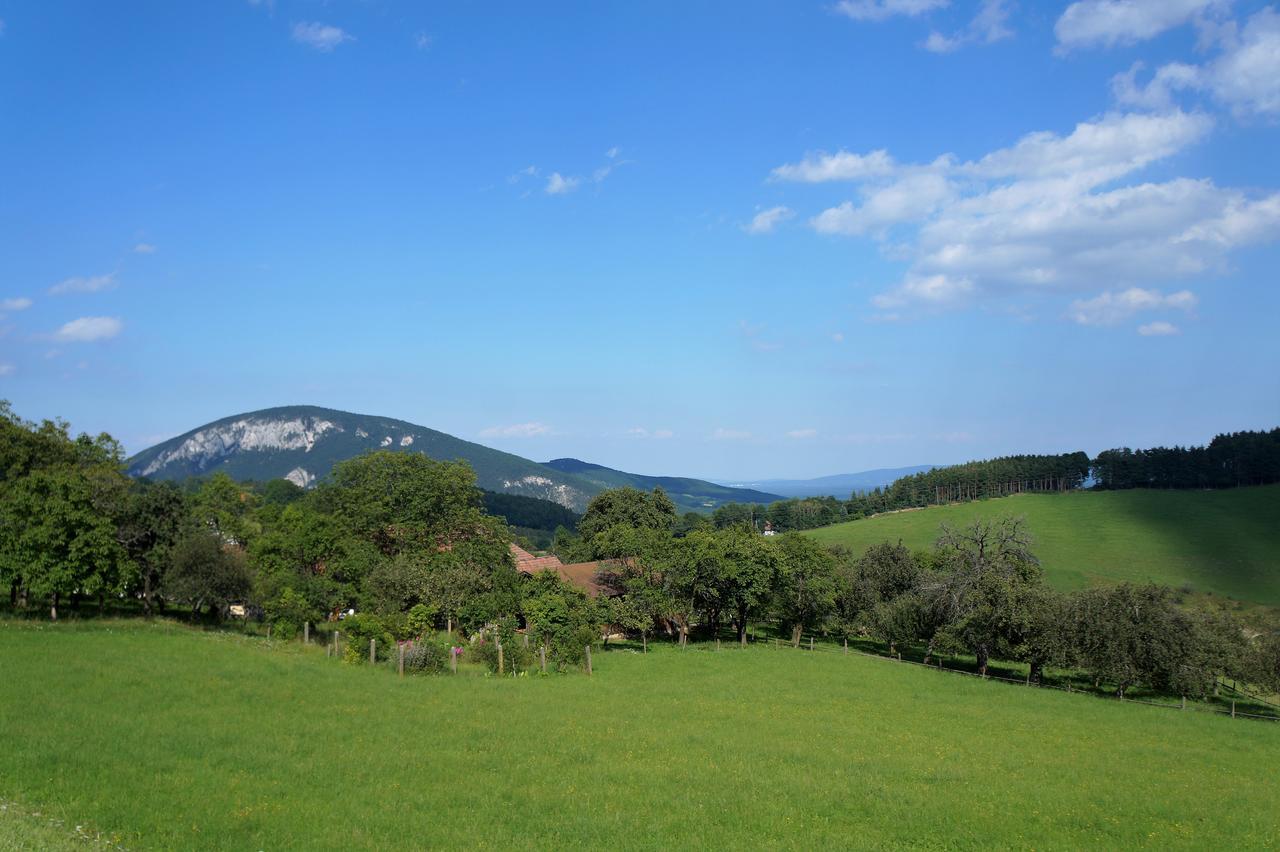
{"left": 128, "top": 406, "right": 601, "bottom": 510}
{"left": 543, "top": 457, "right": 783, "bottom": 512}
{"left": 127, "top": 407, "right": 786, "bottom": 514}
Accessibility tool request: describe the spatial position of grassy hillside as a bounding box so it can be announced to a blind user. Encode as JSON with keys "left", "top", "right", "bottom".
{"left": 543, "top": 458, "right": 782, "bottom": 512}
{"left": 2, "top": 621, "right": 1278, "bottom": 849}
{"left": 806, "top": 485, "right": 1280, "bottom": 604}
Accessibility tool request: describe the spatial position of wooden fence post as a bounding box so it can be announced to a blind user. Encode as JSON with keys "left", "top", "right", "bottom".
{"left": 1181, "top": 696, "right": 1186, "bottom": 710}
{"left": 809, "top": 636, "right": 814, "bottom": 652}
{"left": 451, "top": 647, "right": 457, "bottom": 674}
{"left": 334, "top": 630, "right": 339, "bottom": 657}
{"left": 1231, "top": 700, "right": 1236, "bottom": 718}
{"left": 540, "top": 643, "right": 547, "bottom": 673}
{"left": 585, "top": 644, "right": 593, "bottom": 676}
{"left": 716, "top": 638, "right": 720, "bottom": 652}
{"left": 267, "top": 624, "right": 272, "bottom": 641}
{"left": 303, "top": 621, "right": 309, "bottom": 644}
{"left": 398, "top": 644, "right": 405, "bottom": 677}
{"left": 843, "top": 638, "right": 848, "bottom": 654}
{"left": 370, "top": 638, "right": 376, "bottom": 665}
{"left": 498, "top": 638, "right": 504, "bottom": 675}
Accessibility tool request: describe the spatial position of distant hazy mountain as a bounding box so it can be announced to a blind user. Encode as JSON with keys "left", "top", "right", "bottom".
{"left": 543, "top": 458, "right": 783, "bottom": 513}
{"left": 719, "top": 466, "right": 939, "bottom": 499}
{"left": 127, "top": 406, "right": 785, "bottom": 514}
{"left": 128, "top": 405, "right": 601, "bottom": 510}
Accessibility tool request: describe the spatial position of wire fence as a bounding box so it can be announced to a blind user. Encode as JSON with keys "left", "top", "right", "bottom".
{"left": 686, "top": 630, "right": 1280, "bottom": 724}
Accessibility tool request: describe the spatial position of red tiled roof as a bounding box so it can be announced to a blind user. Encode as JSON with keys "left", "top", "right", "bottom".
{"left": 509, "top": 544, "right": 607, "bottom": 596}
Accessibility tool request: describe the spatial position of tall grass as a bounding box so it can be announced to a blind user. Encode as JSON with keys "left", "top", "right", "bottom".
{"left": 1, "top": 620, "right": 1277, "bottom": 849}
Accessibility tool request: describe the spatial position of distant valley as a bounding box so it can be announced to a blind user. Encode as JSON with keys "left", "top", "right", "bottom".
{"left": 719, "top": 466, "right": 938, "bottom": 499}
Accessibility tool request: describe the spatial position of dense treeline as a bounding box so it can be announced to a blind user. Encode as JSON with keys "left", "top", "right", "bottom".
{"left": 713, "top": 428, "right": 1280, "bottom": 534}
{"left": 1093, "top": 429, "right": 1280, "bottom": 489}
{"left": 4, "top": 403, "right": 1279, "bottom": 699}
{"left": 0, "top": 403, "right": 602, "bottom": 671}
{"left": 551, "top": 486, "right": 1280, "bottom": 699}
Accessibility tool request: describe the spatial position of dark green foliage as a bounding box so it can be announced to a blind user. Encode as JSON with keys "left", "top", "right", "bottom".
{"left": 481, "top": 491, "right": 579, "bottom": 534}
{"left": 543, "top": 457, "right": 783, "bottom": 513}
{"left": 714, "top": 496, "right": 849, "bottom": 532}
{"left": 1092, "top": 428, "right": 1280, "bottom": 489}
{"left": 339, "top": 613, "right": 394, "bottom": 663}
{"left": 847, "top": 451, "right": 1091, "bottom": 518}
{"left": 577, "top": 486, "right": 677, "bottom": 539}
{"left": 521, "top": 572, "right": 602, "bottom": 668}
{"left": 164, "top": 527, "right": 251, "bottom": 619}
{"left": 772, "top": 532, "right": 838, "bottom": 646}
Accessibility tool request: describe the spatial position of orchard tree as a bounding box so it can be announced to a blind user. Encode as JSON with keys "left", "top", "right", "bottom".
{"left": 164, "top": 526, "right": 250, "bottom": 619}
{"left": 117, "top": 479, "right": 187, "bottom": 616}
{"left": 577, "top": 487, "right": 676, "bottom": 539}
{"left": 922, "top": 517, "right": 1042, "bottom": 675}
{"left": 772, "top": 532, "right": 837, "bottom": 646}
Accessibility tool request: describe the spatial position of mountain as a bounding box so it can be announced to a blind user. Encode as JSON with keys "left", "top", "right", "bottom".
{"left": 718, "top": 466, "right": 939, "bottom": 499}
{"left": 543, "top": 458, "right": 783, "bottom": 512}
{"left": 127, "top": 406, "right": 784, "bottom": 514}
{"left": 128, "top": 405, "right": 601, "bottom": 510}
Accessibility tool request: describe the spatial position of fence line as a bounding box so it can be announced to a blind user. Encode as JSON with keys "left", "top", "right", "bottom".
{"left": 694, "top": 630, "right": 1279, "bottom": 723}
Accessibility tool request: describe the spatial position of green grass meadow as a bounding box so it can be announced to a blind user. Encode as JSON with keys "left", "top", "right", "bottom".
{"left": 806, "top": 485, "right": 1280, "bottom": 605}
{"left": 1, "top": 620, "right": 1278, "bottom": 849}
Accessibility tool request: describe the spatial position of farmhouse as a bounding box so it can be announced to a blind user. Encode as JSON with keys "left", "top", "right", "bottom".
{"left": 510, "top": 544, "right": 606, "bottom": 597}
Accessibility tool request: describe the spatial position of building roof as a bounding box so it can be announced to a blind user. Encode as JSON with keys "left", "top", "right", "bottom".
{"left": 509, "top": 543, "right": 607, "bottom": 596}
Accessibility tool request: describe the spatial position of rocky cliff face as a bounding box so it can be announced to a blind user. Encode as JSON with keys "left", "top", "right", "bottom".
{"left": 127, "top": 406, "right": 595, "bottom": 510}
{"left": 137, "top": 416, "right": 341, "bottom": 477}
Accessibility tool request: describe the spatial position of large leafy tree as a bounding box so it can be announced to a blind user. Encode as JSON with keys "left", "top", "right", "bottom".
{"left": 921, "top": 517, "right": 1043, "bottom": 675}
{"left": 2, "top": 464, "right": 130, "bottom": 619}
{"left": 117, "top": 479, "right": 187, "bottom": 616}
{"left": 165, "top": 526, "right": 251, "bottom": 619}
{"left": 577, "top": 486, "right": 676, "bottom": 540}
{"left": 772, "top": 532, "right": 837, "bottom": 646}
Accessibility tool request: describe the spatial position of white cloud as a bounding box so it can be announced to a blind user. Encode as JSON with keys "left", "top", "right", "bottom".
{"left": 49, "top": 273, "right": 117, "bottom": 295}
{"left": 1055, "top": 0, "right": 1228, "bottom": 50}
{"left": 0, "top": 363, "right": 14, "bottom": 377}
{"left": 414, "top": 32, "right": 433, "bottom": 50}
{"left": 627, "top": 427, "right": 675, "bottom": 440}
{"left": 924, "top": 0, "right": 1013, "bottom": 53}
{"left": 771, "top": 149, "right": 896, "bottom": 183}
{"left": 1, "top": 297, "right": 32, "bottom": 311}
{"left": 833, "top": 0, "right": 949, "bottom": 22}
{"left": 811, "top": 171, "right": 954, "bottom": 235}
{"left": 508, "top": 165, "right": 538, "bottom": 184}
{"left": 1068, "top": 287, "right": 1197, "bottom": 325}
{"left": 1111, "top": 9, "right": 1280, "bottom": 118}
{"left": 711, "top": 428, "right": 752, "bottom": 441}
{"left": 291, "top": 22, "right": 353, "bottom": 52}
{"left": 743, "top": 206, "right": 795, "bottom": 235}
{"left": 1138, "top": 320, "right": 1181, "bottom": 335}
{"left": 606, "top": 146, "right": 620, "bottom": 159}
{"left": 52, "top": 316, "right": 123, "bottom": 342}
{"left": 133, "top": 243, "right": 157, "bottom": 254}
{"left": 545, "top": 172, "right": 580, "bottom": 195}
{"left": 784, "top": 110, "right": 1280, "bottom": 313}
{"left": 478, "top": 422, "right": 551, "bottom": 438}
{"left": 786, "top": 428, "right": 818, "bottom": 439}
{"left": 832, "top": 331, "right": 845, "bottom": 342}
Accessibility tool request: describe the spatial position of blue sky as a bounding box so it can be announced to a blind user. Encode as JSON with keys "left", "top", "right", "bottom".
{"left": 1, "top": 0, "right": 1278, "bottom": 480}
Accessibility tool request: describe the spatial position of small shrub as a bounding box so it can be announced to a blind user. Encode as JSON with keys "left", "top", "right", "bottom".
{"left": 406, "top": 603, "right": 438, "bottom": 637}
{"left": 339, "top": 613, "right": 393, "bottom": 663}
{"left": 402, "top": 636, "right": 452, "bottom": 674}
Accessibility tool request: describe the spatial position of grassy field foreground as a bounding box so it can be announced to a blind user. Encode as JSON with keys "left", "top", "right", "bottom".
{"left": 806, "top": 485, "right": 1280, "bottom": 605}
{"left": 1, "top": 621, "right": 1278, "bottom": 849}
